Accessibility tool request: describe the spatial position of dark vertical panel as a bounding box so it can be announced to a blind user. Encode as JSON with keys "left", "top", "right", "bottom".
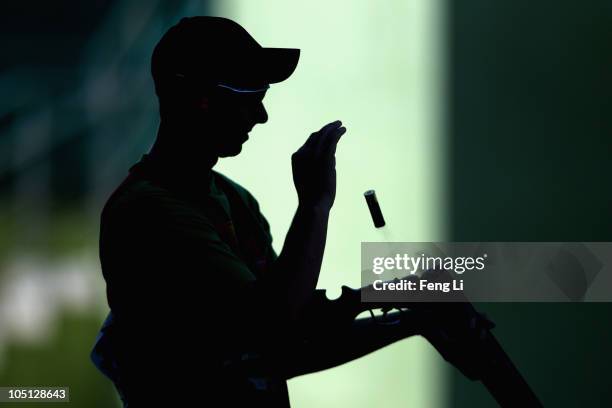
{"left": 449, "top": 0, "right": 612, "bottom": 406}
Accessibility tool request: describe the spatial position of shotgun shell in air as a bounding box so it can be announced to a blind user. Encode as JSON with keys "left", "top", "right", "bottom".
{"left": 364, "top": 190, "right": 386, "bottom": 228}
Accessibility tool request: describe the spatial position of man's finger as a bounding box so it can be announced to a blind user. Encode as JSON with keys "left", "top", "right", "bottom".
{"left": 317, "top": 126, "right": 346, "bottom": 158}
{"left": 320, "top": 120, "right": 342, "bottom": 134}
{"left": 307, "top": 120, "right": 341, "bottom": 149}
{"left": 325, "top": 126, "right": 347, "bottom": 155}
{"left": 313, "top": 121, "right": 343, "bottom": 154}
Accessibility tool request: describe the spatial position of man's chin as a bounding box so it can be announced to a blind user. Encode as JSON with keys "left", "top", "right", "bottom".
{"left": 218, "top": 147, "right": 242, "bottom": 157}
{"left": 215, "top": 132, "right": 249, "bottom": 157}
{"left": 218, "top": 141, "right": 245, "bottom": 157}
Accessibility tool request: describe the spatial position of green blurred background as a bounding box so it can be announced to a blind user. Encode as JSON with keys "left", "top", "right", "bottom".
{"left": 0, "top": 0, "right": 610, "bottom": 407}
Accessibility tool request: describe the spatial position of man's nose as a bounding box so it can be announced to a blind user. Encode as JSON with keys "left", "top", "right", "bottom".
{"left": 253, "top": 102, "right": 268, "bottom": 124}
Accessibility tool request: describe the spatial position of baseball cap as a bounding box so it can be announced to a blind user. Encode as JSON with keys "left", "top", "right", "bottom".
{"left": 151, "top": 16, "right": 300, "bottom": 94}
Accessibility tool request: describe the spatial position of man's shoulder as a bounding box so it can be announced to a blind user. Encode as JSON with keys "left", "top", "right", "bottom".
{"left": 104, "top": 176, "right": 165, "bottom": 209}
{"left": 102, "top": 174, "right": 200, "bottom": 222}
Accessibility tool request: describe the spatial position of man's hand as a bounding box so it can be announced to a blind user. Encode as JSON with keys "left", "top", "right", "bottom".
{"left": 359, "top": 269, "right": 496, "bottom": 380}
{"left": 292, "top": 120, "right": 347, "bottom": 209}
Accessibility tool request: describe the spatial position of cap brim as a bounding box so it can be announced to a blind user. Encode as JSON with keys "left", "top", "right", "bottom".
{"left": 216, "top": 47, "right": 300, "bottom": 90}
{"left": 259, "top": 47, "right": 300, "bottom": 84}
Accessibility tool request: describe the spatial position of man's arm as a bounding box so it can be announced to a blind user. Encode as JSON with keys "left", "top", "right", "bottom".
{"left": 281, "top": 310, "right": 421, "bottom": 379}
{"left": 269, "top": 120, "right": 347, "bottom": 321}
{"left": 266, "top": 120, "right": 423, "bottom": 376}
{"left": 270, "top": 203, "right": 331, "bottom": 320}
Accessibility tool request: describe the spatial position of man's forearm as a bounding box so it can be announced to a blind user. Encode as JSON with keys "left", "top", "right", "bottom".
{"left": 272, "top": 203, "right": 331, "bottom": 320}
{"left": 280, "top": 311, "right": 420, "bottom": 380}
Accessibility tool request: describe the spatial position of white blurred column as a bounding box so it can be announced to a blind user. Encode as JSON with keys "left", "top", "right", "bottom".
{"left": 214, "top": 1, "right": 449, "bottom": 407}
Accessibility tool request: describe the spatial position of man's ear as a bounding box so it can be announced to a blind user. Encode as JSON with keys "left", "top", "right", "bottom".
{"left": 198, "top": 96, "right": 210, "bottom": 111}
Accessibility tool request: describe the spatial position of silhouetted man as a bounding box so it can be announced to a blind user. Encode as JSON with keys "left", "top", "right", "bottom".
{"left": 91, "top": 16, "right": 431, "bottom": 407}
